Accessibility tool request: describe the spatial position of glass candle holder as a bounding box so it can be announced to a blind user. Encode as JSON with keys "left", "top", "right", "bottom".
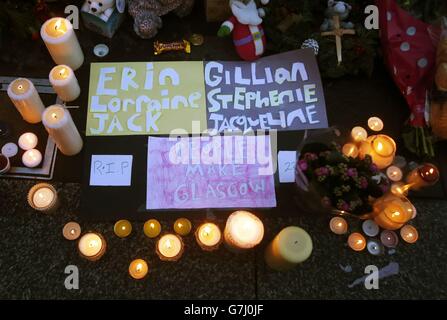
{"left": 27, "top": 183, "right": 59, "bottom": 213}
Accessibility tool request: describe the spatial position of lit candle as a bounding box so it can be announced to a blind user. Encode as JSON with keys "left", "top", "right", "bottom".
{"left": 195, "top": 222, "right": 222, "bottom": 251}
{"left": 156, "top": 234, "right": 184, "bottom": 261}
{"left": 386, "top": 166, "right": 403, "bottom": 182}
{"left": 40, "top": 18, "right": 84, "bottom": 70}
{"left": 129, "top": 259, "right": 149, "bottom": 280}
{"left": 367, "top": 117, "right": 384, "bottom": 131}
{"left": 18, "top": 132, "right": 38, "bottom": 150}
{"left": 380, "top": 230, "right": 399, "bottom": 248}
{"left": 329, "top": 217, "right": 348, "bottom": 235}
{"left": 0, "top": 154, "right": 11, "bottom": 174}
{"left": 143, "top": 219, "right": 161, "bottom": 238}
{"left": 78, "top": 232, "right": 106, "bottom": 261}
{"left": 224, "top": 211, "right": 264, "bottom": 250}
{"left": 264, "top": 226, "right": 313, "bottom": 271}
{"left": 114, "top": 219, "right": 132, "bottom": 238}
{"left": 372, "top": 193, "right": 413, "bottom": 230}
{"left": 400, "top": 225, "right": 419, "bottom": 244}
{"left": 22, "top": 149, "right": 42, "bottom": 168}
{"left": 62, "top": 222, "right": 81, "bottom": 240}
{"left": 347, "top": 232, "right": 366, "bottom": 251}
{"left": 342, "top": 143, "right": 359, "bottom": 158}
{"left": 351, "top": 126, "right": 368, "bottom": 142}
{"left": 174, "top": 218, "right": 192, "bottom": 236}
{"left": 42, "top": 105, "right": 83, "bottom": 156}
{"left": 27, "top": 183, "right": 59, "bottom": 212}
{"left": 406, "top": 163, "right": 440, "bottom": 190}
{"left": 359, "top": 134, "right": 396, "bottom": 169}
{"left": 7, "top": 78, "right": 45, "bottom": 124}
{"left": 49, "top": 65, "right": 80, "bottom": 102}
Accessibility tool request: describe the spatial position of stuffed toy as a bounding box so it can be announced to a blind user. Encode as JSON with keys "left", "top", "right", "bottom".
{"left": 127, "top": 0, "right": 195, "bottom": 39}
{"left": 320, "top": 0, "right": 354, "bottom": 31}
{"left": 217, "top": 0, "right": 269, "bottom": 61}
{"left": 81, "top": 0, "right": 116, "bottom": 22}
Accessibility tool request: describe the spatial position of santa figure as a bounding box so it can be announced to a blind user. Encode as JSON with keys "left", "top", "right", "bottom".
{"left": 218, "top": 0, "right": 269, "bottom": 61}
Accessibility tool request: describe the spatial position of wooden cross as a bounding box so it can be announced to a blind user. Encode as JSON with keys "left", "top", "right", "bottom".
{"left": 321, "top": 15, "right": 356, "bottom": 65}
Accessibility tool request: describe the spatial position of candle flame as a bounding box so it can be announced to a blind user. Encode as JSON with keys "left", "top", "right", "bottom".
{"left": 70, "top": 229, "right": 75, "bottom": 235}
{"left": 337, "top": 222, "right": 342, "bottom": 227}
{"left": 59, "top": 68, "right": 66, "bottom": 77}
{"left": 18, "top": 85, "right": 23, "bottom": 90}
{"left": 51, "top": 113, "right": 57, "bottom": 119}
{"left": 357, "top": 239, "right": 363, "bottom": 245}
{"left": 136, "top": 263, "right": 142, "bottom": 272}
{"left": 178, "top": 223, "right": 183, "bottom": 228}
{"left": 166, "top": 239, "right": 172, "bottom": 249}
{"left": 55, "top": 19, "right": 62, "bottom": 30}
{"left": 377, "top": 142, "right": 383, "bottom": 151}
{"left": 408, "top": 232, "right": 413, "bottom": 237}
{"left": 203, "top": 225, "right": 211, "bottom": 236}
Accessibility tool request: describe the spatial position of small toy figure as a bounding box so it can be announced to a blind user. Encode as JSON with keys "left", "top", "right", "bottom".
{"left": 81, "top": 0, "right": 116, "bottom": 22}
{"left": 320, "top": 0, "right": 354, "bottom": 31}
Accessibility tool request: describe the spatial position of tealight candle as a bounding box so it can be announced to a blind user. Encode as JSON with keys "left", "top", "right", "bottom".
{"left": 62, "top": 222, "right": 81, "bottom": 240}
{"left": 347, "top": 232, "right": 366, "bottom": 251}
{"left": 114, "top": 219, "right": 132, "bottom": 238}
{"left": 40, "top": 18, "right": 84, "bottom": 70}
{"left": 342, "top": 143, "right": 359, "bottom": 158}
{"left": 264, "top": 226, "right": 313, "bottom": 271}
{"left": 156, "top": 234, "right": 184, "bottom": 261}
{"left": 386, "top": 166, "right": 403, "bottom": 182}
{"left": 367, "top": 117, "right": 384, "bottom": 131}
{"left": 406, "top": 163, "right": 440, "bottom": 190}
{"left": 78, "top": 232, "right": 106, "bottom": 261}
{"left": 329, "top": 217, "right": 348, "bottom": 235}
{"left": 351, "top": 126, "right": 368, "bottom": 142}
{"left": 22, "top": 149, "right": 42, "bottom": 168}
{"left": 143, "top": 219, "right": 161, "bottom": 238}
{"left": 362, "top": 219, "right": 379, "bottom": 237}
{"left": 195, "top": 222, "right": 222, "bottom": 251}
{"left": 400, "top": 225, "right": 419, "bottom": 244}
{"left": 224, "top": 211, "right": 264, "bottom": 250}
{"left": 7, "top": 78, "right": 45, "bottom": 123}
{"left": 0, "top": 154, "right": 11, "bottom": 174}
{"left": 42, "top": 105, "right": 83, "bottom": 156}
{"left": 49, "top": 65, "right": 80, "bottom": 102}
{"left": 367, "top": 239, "right": 384, "bottom": 256}
{"left": 380, "top": 230, "right": 399, "bottom": 248}
{"left": 27, "top": 183, "right": 59, "bottom": 212}
{"left": 174, "top": 218, "right": 192, "bottom": 236}
{"left": 129, "top": 259, "right": 149, "bottom": 280}
{"left": 359, "top": 134, "right": 396, "bottom": 169}
{"left": 18, "top": 132, "right": 38, "bottom": 150}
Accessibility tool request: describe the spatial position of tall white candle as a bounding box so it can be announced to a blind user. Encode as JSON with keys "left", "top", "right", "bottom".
{"left": 42, "top": 105, "right": 83, "bottom": 156}
{"left": 49, "top": 65, "right": 80, "bottom": 102}
{"left": 40, "top": 18, "right": 84, "bottom": 70}
{"left": 7, "top": 78, "right": 45, "bottom": 123}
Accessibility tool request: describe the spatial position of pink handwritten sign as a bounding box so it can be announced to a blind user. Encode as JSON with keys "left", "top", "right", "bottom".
{"left": 146, "top": 136, "right": 276, "bottom": 209}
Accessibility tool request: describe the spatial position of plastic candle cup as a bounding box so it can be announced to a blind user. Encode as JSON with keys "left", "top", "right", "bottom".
{"left": 362, "top": 219, "right": 379, "bottom": 237}
{"left": 174, "top": 218, "right": 192, "bottom": 236}
{"left": 342, "top": 143, "right": 359, "bottom": 158}
{"left": 40, "top": 18, "right": 84, "bottom": 70}
{"left": 156, "top": 234, "right": 184, "bottom": 261}
{"left": 0, "top": 154, "right": 11, "bottom": 174}
{"left": 400, "top": 225, "right": 419, "bottom": 244}
{"left": 359, "top": 135, "right": 396, "bottom": 169}
{"left": 224, "top": 211, "right": 264, "bottom": 251}
{"left": 129, "top": 259, "right": 149, "bottom": 280}
{"left": 63, "top": 222, "right": 81, "bottom": 240}
{"left": 18, "top": 133, "right": 38, "bottom": 150}
{"left": 406, "top": 163, "right": 440, "bottom": 190}
{"left": 114, "top": 220, "right": 132, "bottom": 238}
{"left": 42, "top": 105, "right": 83, "bottom": 156}
{"left": 329, "top": 217, "right": 348, "bottom": 235}
{"left": 27, "top": 183, "right": 59, "bottom": 212}
{"left": 386, "top": 166, "right": 403, "bottom": 182}
{"left": 7, "top": 78, "right": 45, "bottom": 124}
{"left": 368, "top": 117, "right": 384, "bottom": 131}
{"left": 78, "top": 232, "right": 106, "bottom": 261}
{"left": 143, "top": 219, "right": 161, "bottom": 238}
{"left": 351, "top": 126, "right": 368, "bottom": 142}
{"left": 347, "top": 232, "right": 366, "bottom": 252}
{"left": 380, "top": 230, "right": 399, "bottom": 248}
{"left": 49, "top": 65, "right": 80, "bottom": 102}
{"left": 195, "top": 222, "right": 222, "bottom": 251}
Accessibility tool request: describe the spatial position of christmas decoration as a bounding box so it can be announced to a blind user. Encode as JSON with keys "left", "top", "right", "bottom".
{"left": 127, "top": 0, "right": 195, "bottom": 39}
{"left": 217, "top": 0, "right": 269, "bottom": 61}
{"left": 377, "top": 0, "right": 438, "bottom": 157}
{"left": 301, "top": 38, "right": 319, "bottom": 56}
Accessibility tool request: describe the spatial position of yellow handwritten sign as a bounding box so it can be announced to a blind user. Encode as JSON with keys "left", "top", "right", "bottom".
{"left": 86, "top": 61, "right": 207, "bottom": 136}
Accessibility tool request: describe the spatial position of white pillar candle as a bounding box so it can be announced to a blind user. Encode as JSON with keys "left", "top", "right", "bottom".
{"left": 78, "top": 232, "right": 106, "bottom": 261}
{"left": 27, "top": 183, "right": 59, "bottom": 212}
{"left": 18, "top": 132, "right": 38, "bottom": 150}
{"left": 40, "top": 17, "right": 84, "bottom": 70}
{"left": 22, "top": 149, "right": 42, "bottom": 168}
{"left": 224, "top": 211, "right": 264, "bottom": 250}
{"left": 49, "top": 65, "right": 80, "bottom": 102}
{"left": 42, "top": 105, "right": 83, "bottom": 156}
{"left": 7, "top": 78, "right": 45, "bottom": 124}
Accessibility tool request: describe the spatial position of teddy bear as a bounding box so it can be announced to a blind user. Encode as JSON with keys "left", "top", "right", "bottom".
{"left": 127, "top": 0, "right": 195, "bottom": 39}
{"left": 320, "top": 0, "right": 354, "bottom": 31}
{"left": 81, "top": 0, "right": 116, "bottom": 22}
